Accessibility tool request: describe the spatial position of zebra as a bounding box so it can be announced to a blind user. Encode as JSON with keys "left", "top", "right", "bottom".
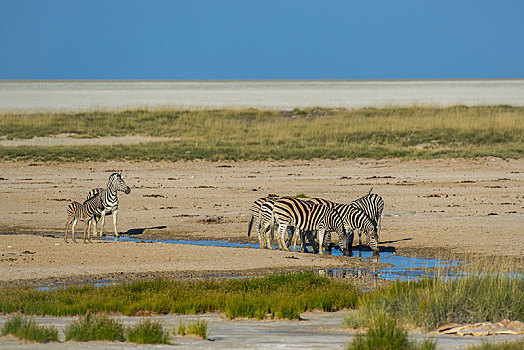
{"left": 307, "top": 197, "right": 379, "bottom": 254}
{"left": 65, "top": 193, "right": 104, "bottom": 243}
{"left": 87, "top": 172, "right": 131, "bottom": 238}
{"left": 256, "top": 197, "right": 278, "bottom": 249}
{"left": 271, "top": 197, "right": 348, "bottom": 255}
{"left": 247, "top": 194, "right": 279, "bottom": 248}
{"left": 349, "top": 191, "right": 384, "bottom": 246}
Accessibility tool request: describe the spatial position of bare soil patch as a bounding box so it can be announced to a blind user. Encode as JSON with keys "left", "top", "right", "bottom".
{"left": 0, "top": 158, "right": 522, "bottom": 286}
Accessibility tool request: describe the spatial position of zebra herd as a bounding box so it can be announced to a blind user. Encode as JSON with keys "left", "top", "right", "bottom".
{"left": 64, "top": 172, "right": 131, "bottom": 243}
{"left": 247, "top": 191, "right": 384, "bottom": 256}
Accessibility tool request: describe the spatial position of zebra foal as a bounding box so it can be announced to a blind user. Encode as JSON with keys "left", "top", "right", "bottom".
{"left": 64, "top": 193, "right": 104, "bottom": 243}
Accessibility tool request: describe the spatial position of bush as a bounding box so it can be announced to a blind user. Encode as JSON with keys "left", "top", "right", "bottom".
{"left": 186, "top": 319, "right": 208, "bottom": 340}
{"left": 125, "top": 319, "right": 171, "bottom": 344}
{"left": 347, "top": 316, "right": 436, "bottom": 350}
{"left": 64, "top": 313, "right": 125, "bottom": 342}
{"left": 1, "top": 315, "right": 59, "bottom": 343}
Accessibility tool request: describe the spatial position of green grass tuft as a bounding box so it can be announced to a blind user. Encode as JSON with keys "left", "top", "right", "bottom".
{"left": 1, "top": 315, "right": 59, "bottom": 343}
{"left": 125, "top": 319, "right": 171, "bottom": 345}
{"left": 186, "top": 319, "right": 208, "bottom": 340}
{"left": 347, "top": 316, "right": 436, "bottom": 350}
{"left": 64, "top": 313, "right": 125, "bottom": 342}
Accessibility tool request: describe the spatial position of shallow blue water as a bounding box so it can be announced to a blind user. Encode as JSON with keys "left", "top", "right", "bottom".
{"left": 114, "top": 236, "right": 462, "bottom": 282}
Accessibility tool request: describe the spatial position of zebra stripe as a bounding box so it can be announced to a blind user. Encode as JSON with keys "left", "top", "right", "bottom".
{"left": 307, "top": 197, "right": 379, "bottom": 253}
{"left": 271, "top": 197, "right": 347, "bottom": 255}
{"left": 65, "top": 194, "right": 104, "bottom": 243}
{"left": 87, "top": 172, "right": 131, "bottom": 238}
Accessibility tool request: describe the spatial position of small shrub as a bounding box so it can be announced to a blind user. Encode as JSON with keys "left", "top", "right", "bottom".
{"left": 186, "top": 319, "right": 208, "bottom": 340}
{"left": 294, "top": 193, "right": 308, "bottom": 198}
{"left": 1, "top": 315, "right": 59, "bottom": 343}
{"left": 347, "top": 316, "right": 436, "bottom": 350}
{"left": 125, "top": 319, "right": 171, "bottom": 345}
{"left": 64, "top": 313, "right": 125, "bottom": 342}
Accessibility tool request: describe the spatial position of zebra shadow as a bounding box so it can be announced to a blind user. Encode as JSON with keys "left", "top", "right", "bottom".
{"left": 353, "top": 244, "right": 397, "bottom": 253}
{"left": 379, "top": 238, "right": 412, "bottom": 245}
{"left": 123, "top": 226, "right": 167, "bottom": 236}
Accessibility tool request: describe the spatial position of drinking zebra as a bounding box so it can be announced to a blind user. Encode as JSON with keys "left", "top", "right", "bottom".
{"left": 271, "top": 197, "right": 348, "bottom": 255}
{"left": 87, "top": 172, "right": 131, "bottom": 238}
{"left": 307, "top": 197, "right": 379, "bottom": 253}
{"left": 64, "top": 193, "right": 104, "bottom": 243}
{"left": 350, "top": 192, "right": 384, "bottom": 244}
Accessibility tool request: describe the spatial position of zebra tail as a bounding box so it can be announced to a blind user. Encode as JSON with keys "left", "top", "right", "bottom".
{"left": 270, "top": 213, "right": 275, "bottom": 240}
{"left": 247, "top": 214, "right": 254, "bottom": 237}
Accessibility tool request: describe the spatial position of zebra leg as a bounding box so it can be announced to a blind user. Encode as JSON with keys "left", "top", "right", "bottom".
{"left": 65, "top": 217, "right": 73, "bottom": 243}
{"left": 306, "top": 231, "right": 319, "bottom": 254}
{"left": 71, "top": 218, "right": 78, "bottom": 243}
{"left": 112, "top": 209, "right": 119, "bottom": 238}
{"left": 262, "top": 222, "right": 272, "bottom": 249}
{"left": 99, "top": 209, "right": 107, "bottom": 237}
{"left": 257, "top": 224, "right": 264, "bottom": 248}
{"left": 346, "top": 227, "right": 354, "bottom": 253}
{"left": 291, "top": 228, "right": 300, "bottom": 252}
{"left": 278, "top": 225, "right": 289, "bottom": 251}
{"left": 318, "top": 229, "right": 326, "bottom": 255}
{"left": 299, "top": 230, "right": 310, "bottom": 253}
{"left": 83, "top": 220, "right": 89, "bottom": 243}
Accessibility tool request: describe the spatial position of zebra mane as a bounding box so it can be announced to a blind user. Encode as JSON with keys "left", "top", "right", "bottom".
{"left": 85, "top": 187, "right": 104, "bottom": 203}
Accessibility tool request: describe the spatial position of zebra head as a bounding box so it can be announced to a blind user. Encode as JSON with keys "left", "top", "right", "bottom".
{"left": 108, "top": 172, "right": 131, "bottom": 194}
{"left": 328, "top": 209, "right": 351, "bottom": 256}
{"left": 366, "top": 226, "right": 379, "bottom": 252}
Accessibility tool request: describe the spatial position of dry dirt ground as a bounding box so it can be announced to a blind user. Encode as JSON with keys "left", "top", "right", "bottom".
{"left": 0, "top": 158, "right": 523, "bottom": 286}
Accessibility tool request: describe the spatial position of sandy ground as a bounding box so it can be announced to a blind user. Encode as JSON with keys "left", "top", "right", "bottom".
{"left": 0, "top": 158, "right": 523, "bottom": 286}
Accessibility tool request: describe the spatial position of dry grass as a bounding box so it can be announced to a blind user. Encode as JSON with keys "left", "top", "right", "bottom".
{"left": 0, "top": 106, "right": 522, "bottom": 161}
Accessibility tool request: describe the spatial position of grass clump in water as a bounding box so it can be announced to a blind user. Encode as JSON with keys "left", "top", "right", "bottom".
{"left": 347, "top": 316, "right": 436, "bottom": 350}
{"left": 1, "top": 315, "right": 59, "bottom": 343}
{"left": 64, "top": 313, "right": 125, "bottom": 342}
{"left": 125, "top": 319, "right": 171, "bottom": 344}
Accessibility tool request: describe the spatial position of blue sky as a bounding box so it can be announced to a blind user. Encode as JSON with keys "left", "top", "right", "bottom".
{"left": 1, "top": 0, "right": 522, "bottom": 79}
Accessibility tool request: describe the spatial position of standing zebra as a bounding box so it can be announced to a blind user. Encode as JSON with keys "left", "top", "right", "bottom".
{"left": 87, "top": 172, "right": 131, "bottom": 239}
{"left": 350, "top": 192, "right": 384, "bottom": 246}
{"left": 307, "top": 197, "right": 379, "bottom": 253}
{"left": 271, "top": 197, "right": 348, "bottom": 255}
{"left": 256, "top": 197, "right": 278, "bottom": 249}
{"left": 247, "top": 194, "right": 279, "bottom": 248}
{"left": 65, "top": 193, "right": 104, "bottom": 243}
